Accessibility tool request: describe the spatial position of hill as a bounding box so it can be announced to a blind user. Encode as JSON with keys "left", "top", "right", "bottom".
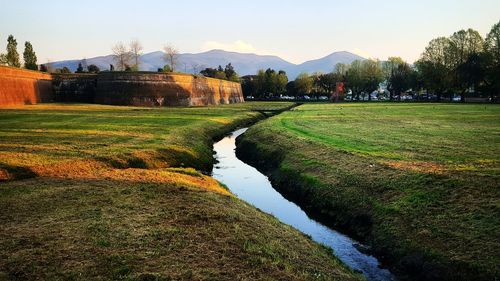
{"left": 51, "top": 50, "right": 365, "bottom": 79}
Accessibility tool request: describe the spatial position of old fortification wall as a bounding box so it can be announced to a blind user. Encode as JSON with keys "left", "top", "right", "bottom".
{"left": 0, "top": 66, "right": 53, "bottom": 106}
{"left": 95, "top": 72, "right": 243, "bottom": 106}
{"left": 52, "top": 73, "right": 98, "bottom": 103}
{"left": 0, "top": 66, "right": 244, "bottom": 107}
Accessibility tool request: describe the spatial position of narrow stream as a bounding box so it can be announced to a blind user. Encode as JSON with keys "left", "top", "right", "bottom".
{"left": 212, "top": 128, "right": 395, "bottom": 281}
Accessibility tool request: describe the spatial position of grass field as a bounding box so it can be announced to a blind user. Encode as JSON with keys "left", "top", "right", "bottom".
{"left": 237, "top": 103, "right": 500, "bottom": 281}
{"left": 0, "top": 102, "right": 361, "bottom": 280}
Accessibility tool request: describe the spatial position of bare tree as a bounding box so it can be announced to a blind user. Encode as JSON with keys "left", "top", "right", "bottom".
{"left": 112, "top": 42, "right": 132, "bottom": 71}
{"left": 45, "top": 59, "right": 54, "bottom": 73}
{"left": 191, "top": 63, "right": 202, "bottom": 74}
{"left": 129, "top": 39, "right": 143, "bottom": 70}
{"left": 163, "top": 44, "right": 179, "bottom": 72}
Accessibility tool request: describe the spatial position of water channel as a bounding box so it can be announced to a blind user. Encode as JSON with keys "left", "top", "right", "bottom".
{"left": 212, "top": 128, "right": 395, "bottom": 281}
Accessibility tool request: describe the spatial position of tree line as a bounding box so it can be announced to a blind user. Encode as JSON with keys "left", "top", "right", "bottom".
{"left": 243, "top": 20, "right": 500, "bottom": 102}
{"left": 0, "top": 35, "right": 38, "bottom": 71}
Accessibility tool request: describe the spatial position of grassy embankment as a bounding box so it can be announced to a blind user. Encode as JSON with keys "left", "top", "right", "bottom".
{"left": 0, "top": 103, "right": 361, "bottom": 281}
{"left": 237, "top": 103, "right": 500, "bottom": 281}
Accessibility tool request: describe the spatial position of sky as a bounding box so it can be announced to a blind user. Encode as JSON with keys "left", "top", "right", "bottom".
{"left": 0, "top": 0, "right": 499, "bottom": 64}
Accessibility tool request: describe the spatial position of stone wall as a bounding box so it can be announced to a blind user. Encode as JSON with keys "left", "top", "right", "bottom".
{"left": 95, "top": 72, "right": 244, "bottom": 106}
{"left": 0, "top": 66, "right": 244, "bottom": 107}
{"left": 0, "top": 66, "right": 53, "bottom": 106}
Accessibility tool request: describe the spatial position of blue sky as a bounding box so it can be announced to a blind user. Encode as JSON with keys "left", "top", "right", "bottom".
{"left": 0, "top": 0, "right": 499, "bottom": 64}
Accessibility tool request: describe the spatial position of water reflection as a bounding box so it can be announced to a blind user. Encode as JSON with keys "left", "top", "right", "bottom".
{"left": 213, "top": 128, "right": 395, "bottom": 281}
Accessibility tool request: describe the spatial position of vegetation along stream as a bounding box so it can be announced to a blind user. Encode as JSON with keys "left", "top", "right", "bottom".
{"left": 212, "top": 128, "right": 396, "bottom": 281}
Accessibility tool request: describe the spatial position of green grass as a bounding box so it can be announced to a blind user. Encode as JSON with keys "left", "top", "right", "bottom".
{"left": 0, "top": 177, "right": 359, "bottom": 280}
{"left": 0, "top": 102, "right": 294, "bottom": 177}
{"left": 0, "top": 102, "right": 362, "bottom": 280}
{"left": 237, "top": 103, "right": 500, "bottom": 281}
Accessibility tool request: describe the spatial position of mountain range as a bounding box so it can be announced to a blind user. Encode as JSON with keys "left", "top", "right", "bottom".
{"left": 51, "top": 49, "right": 365, "bottom": 79}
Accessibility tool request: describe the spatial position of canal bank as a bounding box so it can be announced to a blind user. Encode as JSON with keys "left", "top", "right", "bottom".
{"left": 213, "top": 128, "right": 395, "bottom": 281}
{"left": 233, "top": 103, "right": 499, "bottom": 281}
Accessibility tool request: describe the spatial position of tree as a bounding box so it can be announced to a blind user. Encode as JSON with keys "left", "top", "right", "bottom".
{"left": 389, "top": 62, "right": 415, "bottom": 99}
{"left": 276, "top": 70, "right": 288, "bottom": 96}
{"left": 76, "top": 63, "right": 84, "bottom": 73}
{"left": 224, "top": 63, "right": 239, "bottom": 82}
{"left": 200, "top": 67, "right": 218, "bottom": 77}
{"left": 294, "top": 73, "right": 313, "bottom": 95}
{"left": 334, "top": 62, "right": 349, "bottom": 76}
{"left": 457, "top": 53, "right": 485, "bottom": 97}
{"left": 257, "top": 69, "right": 266, "bottom": 95}
{"left": 0, "top": 54, "right": 7, "bottom": 65}
{"left": 81, "top": 58, "right": 88, "bottom": 71}
{"left": 416, "top": 37, "right": 453, "bottom": 101}
{"left": 87, "top": 64, "right": 100, "bottom": 73}
{"left": 199, "top": 63, "right": 239, "bottom": 81}
{"left": 163, "top": 44, "right": 179, "bottom": 72}
{"left": 39, "top": 64, "right": 48, "bottom": 72}
{"left": 286, "top": 81, "right": 297, "bottom": 97}
{"left": 344, "top": 60, "right": 383, "bottom": 101}
{"left": 191, "top": 63, "right": 202, "bottom": 74}
{"left": 161, "top": 65, "right": 172, "bottom": 72}
{"left": 111, "top": 42, "right": 132, "bottom": 71}
{"left": 316, "top": 73, "right": 338, "bottom": 94}
{"left": 45, "top": 61, "right": 54, "bottom": 73}
{"left": 23, "top": 41, "right": 37, "bottom": 70}
{"left": 245, "top": 69, "right": 288, "bottom": 98}
{"left": 360, "top": 59, "right": 383, "bottom": 101}
{"left": 484, "top": 20, "right": 500, "bottom": 101}
{"left": 345, "top": 60, "right": 363, "bottom": 100}
{"left": 214, "top": 71, "right": 227, "bottom": 80}
{"left": 263, "top": 68, "right": 277, "bottom": 96}
{"left": 382, "top": 57, "right": 404, "bottom": 100}
{"left": 241, "top": 76, "right": 257, "bottom": 97}
{"left": 200, "top": 66, "right": 225, "bottom": 79}
{"left": 447, "top": 29, "right": 484, "bottom": 101}
{"left": 55, "top": 67, "right": 71, "bottom": 73}
{"left": 6, "top": 35, "right": 20, "bottom": 67}
{"left": 129, "top": 39, "right": 143, "bottom": 70}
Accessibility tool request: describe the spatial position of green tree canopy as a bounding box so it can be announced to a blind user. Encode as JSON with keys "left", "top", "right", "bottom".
{"left": 55, "top": 67, "right": 71, "bottom": 74}
{"left": 76, "top": 63, "right": 84, "bottom": 73}
{"left": 23, "top": 41, "right": 37, "bottom": 70}
{"left": 294, "top": 73, "right": 313, "bottom": 95}
{"left": 0, "top": 54, "right": 6, "bottom": 65}
{"left": 415, "top": 37, "right": 453, "bottom": 100}
{"left": 447, "top": 29, "right": 485, "bottom": 100}
{"left": 87, "top": 64, "right": 100, "bottom": 73}
{"left": 484, "top": 20, "right": 500, "bottom": 100}
{"left": 6, "top": 35, "right": 20, "bottom": 67}
{"left": 200, "top": 63, "right": 239, "bottom": 82}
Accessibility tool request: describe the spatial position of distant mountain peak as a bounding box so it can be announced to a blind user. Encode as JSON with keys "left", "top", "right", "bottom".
{"left": 50, "top": 49, "right": 365, "bottom": 79}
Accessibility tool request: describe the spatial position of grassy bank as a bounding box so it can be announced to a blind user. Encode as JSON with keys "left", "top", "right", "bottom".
{"left": 0, "top": 102, "right": 294, "bottom": 179}
{"left": 236, "top": 103, "right": 500, "bottom": 281}
{"left": 0, "top": 102, "right": 361, "bottom": 280}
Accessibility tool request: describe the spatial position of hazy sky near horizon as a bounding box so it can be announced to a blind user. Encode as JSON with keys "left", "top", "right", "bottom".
{"left": 1, "top": 0, "right": 499, "bottom": 64}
